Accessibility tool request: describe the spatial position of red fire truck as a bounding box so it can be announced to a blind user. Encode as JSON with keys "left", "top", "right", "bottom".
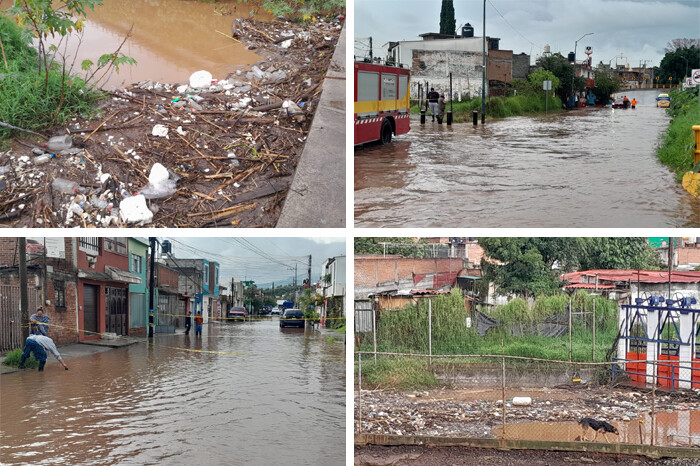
{"left": 354, "top": 61, "right": 410, "bottom": 145}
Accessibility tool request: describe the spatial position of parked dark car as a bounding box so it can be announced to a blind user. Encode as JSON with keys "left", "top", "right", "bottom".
{"left": 227, "top": 307, "right": 248, "bottom": 320}
{"left": 280, "top": 309, "right": 305, "bottom": 328}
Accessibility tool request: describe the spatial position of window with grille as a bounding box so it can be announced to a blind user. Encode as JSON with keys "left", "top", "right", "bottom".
{"left": 131, "top": 254, "right": 143, "bottom": 274}
{"left": 79, "top": 237, "right": 100, "bottom": 256}
{"left": 54, "top": 281, "right": 66, "bottom": 309}
{"left": 104, "top": 238, "right": 127, "bottom": 256}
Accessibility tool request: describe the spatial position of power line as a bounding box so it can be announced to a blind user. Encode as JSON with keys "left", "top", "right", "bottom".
{"left": 487, "top": 0, "right": 542, "bottom": 52}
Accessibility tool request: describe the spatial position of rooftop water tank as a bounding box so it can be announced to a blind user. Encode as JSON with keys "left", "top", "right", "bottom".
{"left": 462, "top": 23, "right": 474, "bottom": 38}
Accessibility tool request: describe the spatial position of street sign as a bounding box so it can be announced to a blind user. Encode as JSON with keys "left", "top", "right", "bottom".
{"left": 686, "top": 78, "right": 696, "bottom": 88}
{"left": 543, "top": 80, "right": 552, "bottom": 91}
{"left": 692, "top": 69, "right": 700, "bottom": 84}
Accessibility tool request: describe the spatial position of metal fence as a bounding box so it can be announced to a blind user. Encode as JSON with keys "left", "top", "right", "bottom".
{"left": 0, "top": 285, "right": 42, "bottom": 352}
{"left": 354, "top": 300, "right": 700, "bottom": 453}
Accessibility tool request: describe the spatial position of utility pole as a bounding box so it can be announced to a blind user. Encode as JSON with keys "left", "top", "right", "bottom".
{"left": 307, "top": 255, "right": 312, "bottom": 289}
{"left": 481, "top": 0, "right": 486, "bottom": 124}
{"left": 19, "top": 237, "right": 29, "bottom": 341}
{"left": 369, "top": 36, "right": 373, "bottom": 62}
{"left": 231, "top": 276, "right": 235, "bottom": 308}
{"left": 668, "top": 237, "right": 674, "bottom": 298}
{"left": 148, "top": 237, "right": 157, "bottom": 338}
{"left": 42, "top": 238, "right": 47, "bottom": 308}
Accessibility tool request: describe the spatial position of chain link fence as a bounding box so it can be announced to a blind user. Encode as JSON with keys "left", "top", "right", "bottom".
{"left": 354, "top": 293, "right": 700, "bottom": 451}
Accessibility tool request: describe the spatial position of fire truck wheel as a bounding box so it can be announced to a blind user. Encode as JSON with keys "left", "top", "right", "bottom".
{"left": 380, "top": 119, "right": 393, "bottom": 145}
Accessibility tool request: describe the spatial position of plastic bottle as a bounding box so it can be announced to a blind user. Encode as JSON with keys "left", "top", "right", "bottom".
{"left": 45, "top": 135, "right": 73, "bottom": 152}
{"left": 34, "top": 154, "right": 54, "bottom": 165}
{"left": 52, "top": 178, "right": 83, "bottom": 194}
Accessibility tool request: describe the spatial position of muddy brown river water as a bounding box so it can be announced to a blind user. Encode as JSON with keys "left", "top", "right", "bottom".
{"left": 355, "top": 89, "right": 700, "bottom": 228}
{"left": 0, "top": 0, "right": 270, "bottom": 86}
{"left": 0, "top": 320, "right": 345, "bottom": 465}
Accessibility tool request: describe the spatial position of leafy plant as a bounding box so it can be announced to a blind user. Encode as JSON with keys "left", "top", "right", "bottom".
{"left": 2, "top": 348, "right": 39, "bottom": 368}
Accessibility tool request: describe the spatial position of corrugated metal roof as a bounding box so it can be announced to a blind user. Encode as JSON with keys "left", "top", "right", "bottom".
{"left": 564, "top": 283, "right": 616, "bottom": 289}
{"left": 561, "top": 269, "right": 700, "bottom": 284}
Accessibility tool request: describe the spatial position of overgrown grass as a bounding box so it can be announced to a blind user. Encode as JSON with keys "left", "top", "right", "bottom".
{"left": 361, "top": 289, "right": 618, "bottom": 362}
{"left": 2, "top": 348, "right": 38, "bottom": 368}
{"left": 410, "top": 93, "right": 563, "bottom": 122}
{"left": 356, "top": 356, "right": 439, "bottom": 390}
{"left": 0, "top": 17, "right": 103, "bottom": 141}
{"left": 656, "top": 87, "right": 700, "bottom": 181}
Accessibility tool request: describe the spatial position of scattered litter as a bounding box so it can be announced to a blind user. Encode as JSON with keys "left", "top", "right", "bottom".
{"left": 45, "top": 135, "right": 72, "bottom": 152}
{"left": 189, "top": 70, "right": 213, "bottom": 89}
{"left": 151, "top": 124, "right": 169, "bottom": 138}
{"left": 119, "top": 194, "right": 153, "bottom": 224}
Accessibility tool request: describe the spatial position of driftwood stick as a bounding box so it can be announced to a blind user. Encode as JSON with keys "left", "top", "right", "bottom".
{"left": 0, "top": 121, "right": 47, "bottom": 140}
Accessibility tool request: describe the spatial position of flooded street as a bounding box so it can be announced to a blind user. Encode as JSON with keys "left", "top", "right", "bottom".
{"left": 0, "top": 0, "right": 270, "bottom": 86}
{"left": 0, "top": 319, "right": 345, "bottom": 465}
{"left": 355, "top": 90, "right": 699, "bottom": 227}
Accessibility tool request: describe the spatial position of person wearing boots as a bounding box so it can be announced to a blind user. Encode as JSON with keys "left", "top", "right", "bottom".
{"left": 18, "top": 334, "right": 68, "bottom": 371}
{"left": 437, "top": 94, "right": 446, "bottom": 124}
{"left": 427, "top": 88, "right": 440, "bottom": 121}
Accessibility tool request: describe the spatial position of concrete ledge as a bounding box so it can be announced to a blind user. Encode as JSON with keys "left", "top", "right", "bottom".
{"left": 355, "top": 433, "right": 700, "bottom": 460}
{"left": 276, "top": 22, "right": 346, "bottom": 228}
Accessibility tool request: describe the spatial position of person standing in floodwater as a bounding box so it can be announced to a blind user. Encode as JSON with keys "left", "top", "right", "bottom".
{"left": 19, "top": 335, "right": 68, "bottom": 371}
{"left": 194, "top": 312, "right": 203, "bottom": 337}
{"left": 427, "top": 88, "right": 439, "bottom": 122}
{"left": 437, "top": 94, "right": 446, "bottom": 123}
{"left": 184, "top": 309, "right": 192, "bottom": 335}
{"left": 631, "top": 98, "right": 637, "bottom": 109}
{"left": 29, "top": 307, "right": 49, "bottom": 336}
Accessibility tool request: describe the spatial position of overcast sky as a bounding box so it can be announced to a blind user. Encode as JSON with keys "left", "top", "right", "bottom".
{"left": 163, "top": 237, "right": 346, "bottom": 289}
{"left": 355, "top": 0, "right": 700, "bottom": 68}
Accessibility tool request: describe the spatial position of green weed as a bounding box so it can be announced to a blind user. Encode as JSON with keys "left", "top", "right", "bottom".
{"left": 2, "top": 348, "right": 39, "bottom": 368}
{"left": 356, "top": 356, "right": 439, "bottom": 390}
{"left": 656, "top": 87, "right": 700, "bottom": 180}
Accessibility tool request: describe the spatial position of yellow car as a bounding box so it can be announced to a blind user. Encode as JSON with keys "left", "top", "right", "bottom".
{"left": 656, "top": 93, "right": 670, "bottom": 108}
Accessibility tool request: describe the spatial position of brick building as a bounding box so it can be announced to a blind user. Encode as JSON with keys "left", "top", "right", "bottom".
{"left": 0, "top": 238, "right": 80, "bottom": 350}
{"left": 355, "top": 255, "right": 465, "bottom": 297}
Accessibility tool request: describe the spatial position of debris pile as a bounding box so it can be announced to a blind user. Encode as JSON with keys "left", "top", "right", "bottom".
{"left": 355, "top": 386, "right": 700, "bottom": 438}
{"left": 0, "top": 17, "right": 343, "bottom": 227}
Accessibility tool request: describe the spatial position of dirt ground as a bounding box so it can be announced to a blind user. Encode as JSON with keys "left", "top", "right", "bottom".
{"left": 0, "top": 17, "right": 343, "bottom": 227}
{"left": 354, "top": 445, "right": 700, "bottom": 466}
{"left": 355, "top": 385, "right": 700, "bottom": 441}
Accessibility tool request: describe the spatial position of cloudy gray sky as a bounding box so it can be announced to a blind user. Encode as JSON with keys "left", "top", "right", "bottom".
{"left": 355, "top": 0, "right": 700, "bottom": 68}
{"left": 163, "top": 237, "right": 346, "bottom": 288}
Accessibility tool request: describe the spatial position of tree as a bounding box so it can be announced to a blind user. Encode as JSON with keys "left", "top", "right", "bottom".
{"left": 535, "top": 53, "right": 587, "bottom": 103}
{"left": 664, "top": 38, "right": 700, "bottom": 54}
{"left": 479, "top": 238, "right": 565, "bottom": 297}
{"left": 439, "top": 0, "right": 456, "bottom": 36}
{"left": 527, "top": 69, "right": 559, "bottom": 94}
{"left": 590, "top": 69, "right": 621, "bottom": 105}
{"left": 658, "top": 46, "right": 700, "bottom": 84}
{"left": 577, "top": 238, "right": 663, "bottom": 271}
{"left": 478, "top": 238, "right": 662, "bottom": 297}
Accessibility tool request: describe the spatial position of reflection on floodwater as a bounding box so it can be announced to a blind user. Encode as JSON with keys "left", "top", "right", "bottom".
{"left": 493, "top": 410, "right": 700, "bottom": 447}
{"left": 0, "top": 320, "right": 345, "bottom": 465}
{"left": 355, "top": 90, "right": 700, "bottom": 228}
{"left": 0, "top": 0, "right": 271, "bottom": 86}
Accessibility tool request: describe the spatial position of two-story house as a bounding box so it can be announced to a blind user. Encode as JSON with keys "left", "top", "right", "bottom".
{"left": 128, "top": 238, "right": 149, "bottom": 336}
{"left": 77, "top": 238, "right": 141, "bottom": 341}
{"left": 163, "top": 258, "right": 218, "bottom": 323}
{"left": 154, "top": 261, "right": 180, "bottom": 331}
{"left": 321, "top": 255, "right": 346, "bottom": 327}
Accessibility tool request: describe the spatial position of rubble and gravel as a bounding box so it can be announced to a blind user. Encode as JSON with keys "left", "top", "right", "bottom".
{"left": 355, "top": 385, "right": 700, "bottom": 440}
{"left": 355, "top": 445, "right": 700, "bottom": 466}
{"left": 0, "top": 17, "right": 343, "bottom": 227}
